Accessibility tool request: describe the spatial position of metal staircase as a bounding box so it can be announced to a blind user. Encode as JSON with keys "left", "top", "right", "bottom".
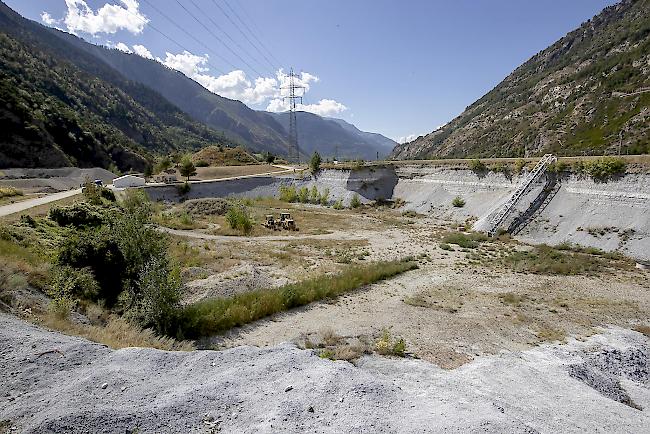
{"left": 486, "top": 154, "right": 557, "bottom": 236}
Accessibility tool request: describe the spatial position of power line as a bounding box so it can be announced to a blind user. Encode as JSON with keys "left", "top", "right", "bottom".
{"left": 118, "top": 1, "right": 227, "bottom": 75}
{"left": 221, "top": 0, "right": 282, "bottom": 72}
{"left": 210, "top": 0, "right": 278, "bottom": 74}
{"left": 171, "top": 0, "right": 265, "bottom": 78}
{"left": 234, "top": 0, "right": 284, "bottom": 68}
{"left": 281, "top": 68, "right": 305, "bottom": 162}
{"left": 188, "top": 0, "right": 275, "bottom": 77}
{"left": 140, "top": 0, "right": 237, "bottom": 73}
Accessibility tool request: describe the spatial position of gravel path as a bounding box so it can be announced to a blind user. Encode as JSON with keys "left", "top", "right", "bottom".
{"left": 1, "top": 314, "right": 648, "bottom": 433}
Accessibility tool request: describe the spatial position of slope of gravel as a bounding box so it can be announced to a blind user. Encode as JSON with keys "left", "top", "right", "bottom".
{"left": 1, "top": 314, "right": 648, "bottom": 433}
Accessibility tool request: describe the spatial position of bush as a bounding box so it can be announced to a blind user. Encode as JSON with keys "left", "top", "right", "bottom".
{"left": 49, "top": 202, "right": 106, "bottom": 228}
{"left": 581, "top": 157, "right": 626, "bottom": 180}
{"left": 319, "top": 188, "right": 330, "bottom": 205}
{"left": 452, "top": 196, "right": 466, "bottom": 208}
{"left": 298, "top": 186, "right": 310, "bottom": 203}
{"left": 225, "top": 204, "right": 253, "bottom": 234}
{"left": 514, "top": 159, "right": 527, "bottom": 174}
{"left": 310, "top": 185, "right": 319, "bottom": 204}
{"left": 177, "top": 182, "right": 191, "bottom": 195}
{"left": 279, "top": 185, "right": 297, "bottom": 202}
{"left": 195, "top": 160, "right": 209, "bottom": 167}
{"left": 350, "top": 194, "right": 361, "bottom": 209}
{"left": 0, "top": 186, "right": 23, "bottom": 199}
{"left": 333, "top": 199, "right": 344, "bottom": 210}
{"left": 123, "top": 257, "right": 181, "bottom": 335}
{"left": 468, "top": 159, "right": 486, "bottom": 172}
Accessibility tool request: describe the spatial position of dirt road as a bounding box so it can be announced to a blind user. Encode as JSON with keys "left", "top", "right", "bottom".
{"left": 0, "top": 188, "right": 81, "bottom": 217}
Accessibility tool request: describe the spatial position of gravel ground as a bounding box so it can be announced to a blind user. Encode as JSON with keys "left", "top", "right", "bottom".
{"left": 0, "top": 314, "right": 648, "bottom": 433}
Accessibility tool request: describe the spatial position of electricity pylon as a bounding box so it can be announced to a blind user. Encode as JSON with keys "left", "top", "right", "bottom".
{"left": 281, "top": 68, "right": 305, "bottom": 163}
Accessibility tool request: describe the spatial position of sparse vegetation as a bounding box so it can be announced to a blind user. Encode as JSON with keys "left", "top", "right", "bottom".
{"left": 350, "top": 194, "right": 361, "bottom": 209}
{"left": 0, "top": 186, "right": 23, "bottom": 199}
{"left": 225, "top": 204, "right": 253, "bottom": 234}
{"left": 177, "top": 259, "right": 418, "bottom": 338}
{"left": 452, "top": 196, "right": 466, "bottom": 208}
{"left": 576, "top": 157, "right": 626, "bottom": 180}
{"left": 375, "top": 329, "right": 406, "bottom": 357}
{"left": 441, "top": 232, "right": 487, "bottom": 249}
{"left": 468, "top": 159, "right": 486, "bottom": 172}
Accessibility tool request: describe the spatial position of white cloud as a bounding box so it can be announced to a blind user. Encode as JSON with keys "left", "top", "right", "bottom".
{"left": 132, "top": 44, "right": 153, "bottom": 59}
{"left": 115, "top": 42, "right": 132, "bottom": 53}
{"left": 266, "top": 98, "right": 347, "bottom": 117}
{"left": 41, "top": 12, "right": 60, "bottom": 26}
{"left": 160, "top": 51, "right": 346, "bottom": 114}
{"left": 64, "top": 0, "right": 148, "bottom": 35}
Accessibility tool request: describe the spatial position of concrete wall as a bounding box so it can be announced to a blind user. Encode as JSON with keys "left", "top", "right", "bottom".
{"left": 142, "top": 166, "right": 649, "bottom": 261}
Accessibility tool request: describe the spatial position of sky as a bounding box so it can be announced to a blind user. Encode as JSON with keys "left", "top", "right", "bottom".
{"left": 7, "top": 0, "right": 619, "bottom": 142}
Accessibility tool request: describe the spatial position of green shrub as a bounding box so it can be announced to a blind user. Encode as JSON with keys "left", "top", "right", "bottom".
{"left": 375, "top": 329, "right": 406, "bottom": 357}
{"left": 439, "top": 243, "right": 453, "bottom": 251}
{"left": 503, "top": 245, "right": 605, "bottom": 275}
{"left": 225, "top": 205, "right": 253, "bottom": 234}
{"left": 468, "top": 159, "right": 486, "bottom": 172}
{"left": 177, "top": 259, "right": 418, "bottom": 338}
{"left": 298, "top": 186, "right": 310, "bottom": 203}
{"left": 123, "top": 257, "right": 181, "bottom": 335}
{"left": 350, "top": 194, "right": 361, "bottom": 209}
{"left": 452, "top": 196, "right": 466, "bottom": 208}
{"left": 195, "top": 160, "right": 209, "bottom": 167}
{"left": 309, "top": 151, "right": 322, "bottom": 173}
{"left": 514, "top": 159, "right": 527, "bottom": 174}
{"left": 333, "top": 199, "right": 344, "bottom": 210}
{"left": 319, "top": 188, "right": 330, "bottom": 206}
{"left": 49, "top": 202, "right": 106, "bottom": 228}
{"left": 581, "top": 157, "right": 626, "bottom": 180}
{"left": 177, "top": 182, "right": 191, "bottom": 195}
{"left": 279, "top": 185, "right": 298, "bottom": 202}
{"left": 310, "top": 185, "right": 319, "bottom": 204}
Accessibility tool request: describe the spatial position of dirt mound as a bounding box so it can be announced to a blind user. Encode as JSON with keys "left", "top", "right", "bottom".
{"left": 183, "top": 198, "right": 231, "bottom": 216}
{"left": 192, "top": 146, "right": 257, "bottom": 166}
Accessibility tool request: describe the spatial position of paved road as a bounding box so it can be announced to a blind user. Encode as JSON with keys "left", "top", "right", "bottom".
{"left": 0, "top": 189, "right": 81, "bottom": 217}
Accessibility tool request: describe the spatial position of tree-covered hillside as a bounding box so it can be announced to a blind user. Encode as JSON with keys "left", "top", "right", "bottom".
{"left": 391, "top": 0, "right": 650, "bottom": 160}
{"left": 0, "top": 2, "right": 235, "bottom": 171}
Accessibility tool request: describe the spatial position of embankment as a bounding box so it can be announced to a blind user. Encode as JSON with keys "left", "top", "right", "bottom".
{"left": 143, "top": 164, "right": 650, "bottom": 261}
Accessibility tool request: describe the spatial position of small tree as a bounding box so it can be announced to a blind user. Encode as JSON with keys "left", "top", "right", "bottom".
{"left": 310, "top": 185, "right": 319, "bottom": 204}
{"left": 319, "top": 188, "right": 330, "bottom": 206}
{"left": 179, "top": 157, "right": 197, "bottom": 182}
{"left": 309, "top": 151, "right": 322, "bottom": 173}
{"left": 350, "top": 194, "right": 361, "bottom": 209}
{"left": 298, "top": 186, "right": 310, "bottom": 203}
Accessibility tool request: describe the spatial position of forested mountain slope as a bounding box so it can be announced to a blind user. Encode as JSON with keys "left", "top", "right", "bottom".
{"left": 0, "top": 1, "right": 234, "bottom": 170}
{"left": 391, "top": 0, "right": 650, "bottom": 159}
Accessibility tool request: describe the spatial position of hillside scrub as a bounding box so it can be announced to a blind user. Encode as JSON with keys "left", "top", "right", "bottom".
{"left": 574, "top": 157, "right": 626, "bottom": 180}
{"left": 177, "top": 259, "right": 419, "bottom": 338}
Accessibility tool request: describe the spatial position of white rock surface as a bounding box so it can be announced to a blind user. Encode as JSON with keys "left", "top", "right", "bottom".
{"left": 1, "top": 314, "right": 648, "bottom": 433}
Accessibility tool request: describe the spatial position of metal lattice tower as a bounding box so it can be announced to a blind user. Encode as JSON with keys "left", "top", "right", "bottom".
{"left": 281, "top": 69, "right": 304, "bottom": 163}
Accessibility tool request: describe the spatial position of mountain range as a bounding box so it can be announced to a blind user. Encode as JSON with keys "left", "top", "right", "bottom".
{"left": 390, "top": 0, "right": 650, "bottom": 160}
{"left": 0, "top": 1, "right": 394, "bottom": 170}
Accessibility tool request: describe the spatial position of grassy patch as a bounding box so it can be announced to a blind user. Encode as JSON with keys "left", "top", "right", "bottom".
{"left": 536, "top": 326, "right": 566, "bottom": 343}
{"left": 178, "top": 259, "right": 418, "bottom": 338}
{"left": 441, "top": 231, "right": 488, "bottom": 249}
{"left": 634, "top": 325, "right": 650, "bottom": 338}
{"left": 502, "top": 244, "right": 616, "bottom": 275}
{"left": 40, "top": 314, "right": 194, "bottom": 351}
{"left": 452, "top": 196, "right": 465, "bottom": 208}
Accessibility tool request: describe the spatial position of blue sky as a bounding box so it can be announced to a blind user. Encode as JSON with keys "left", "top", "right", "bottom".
{"left": 7, "top": 0, "right": 618, "bottom": 142}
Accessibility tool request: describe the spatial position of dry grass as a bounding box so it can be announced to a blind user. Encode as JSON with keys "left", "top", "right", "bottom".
{"left": 634, "top": 325, "right": 650, "bottom": 337}
{"left": 535, "top": 326, "right": 567, "bottom": 343}
{"left": 178, "top": 259, "right": 419, "bottom": 338}
{"left": 40, "top": 314, "right": 194, "bottom": 351}
{"left": 0, "top": 186, "right": 23, "bottom": 199}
